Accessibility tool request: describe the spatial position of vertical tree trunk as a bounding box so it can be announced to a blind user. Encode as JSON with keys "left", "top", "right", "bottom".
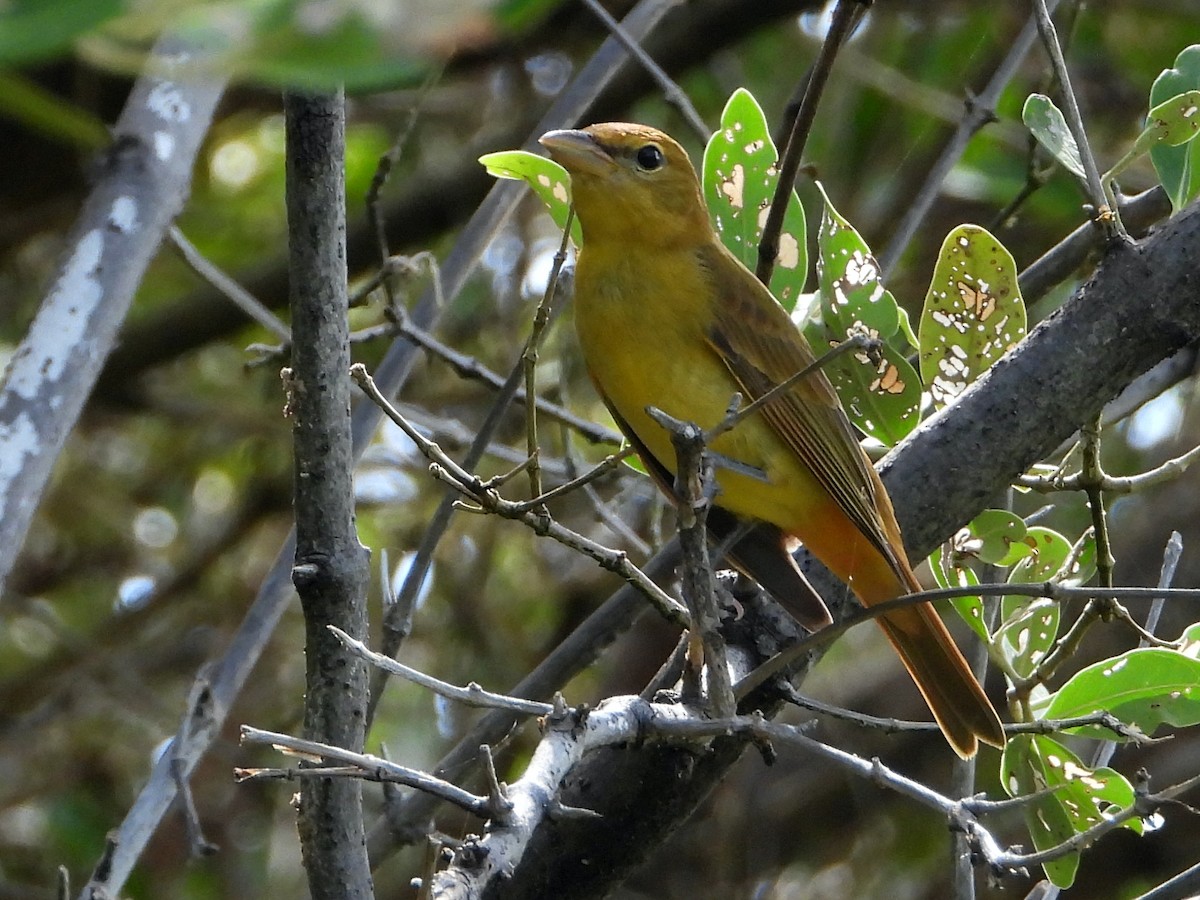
{"left": 285, "top": 88, "right": 373, "bottom": 900}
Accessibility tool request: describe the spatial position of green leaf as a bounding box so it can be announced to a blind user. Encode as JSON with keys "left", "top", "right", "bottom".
{"left": 811, "top": 183, "right": 920, "bottom": 446}
{"left": 1044, "top": 648, "right": 1200, "bottom": 738}
{"left": 1003, "top": 527, "right": 1072, "bottom": 616}
{"left": 918, "top": 225, "right": 1026, "bottom": 410}
{"left": 1022, "top": 93, "right": 1086, "bottom": 180}
{"left": 1150, "top": 45, "right": 1200, "bottom": 209}
{"left": 994, "top": 527, "right": 1074, "bottom": 676}
{"left": 964, "top": 509, "right": 1030, "bottom": 566}
{"left": 702, "top": 88, "right": 808, "bottom": 310}
{"left": 1137, "top": 90, "right": 1200, "bottom": 151}
{"left": 0, "top": 0, "right": 122, "bottom": 66}
{"left": 928, "top": 548, "right": 988, "bottom": 641}
{"left": 997, "top": 599, "right": 1059, "bottom": 678}
{"left": 1001, "top": 734, "right": 1080, "bottom": 888}
{"left": 1177, "top": 621, "right": 1200, "bottom": 658}
{"left": 480, "top": 150, "right": 581, "bottom": 246}
{"left": 1002, "top": 734, "right": 1139, "bottom": 889}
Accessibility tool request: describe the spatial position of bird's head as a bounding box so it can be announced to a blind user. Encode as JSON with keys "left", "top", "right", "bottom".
{"left": 539, "top": 123, "right": 711, "bottom": 249}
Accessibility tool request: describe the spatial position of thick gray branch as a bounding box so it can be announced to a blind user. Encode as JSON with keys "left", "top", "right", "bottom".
{"left": 0, "top": 37, "right": 226, "bottom": 596}
{"left": 438, "top": 203, "right": 1200, "bottom": 897}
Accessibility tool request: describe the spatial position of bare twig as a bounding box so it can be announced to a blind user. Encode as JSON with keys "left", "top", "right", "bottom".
{"left": 522, "top": 208, "right": 574, "bottom": 502}
{"left": 169, "top": 226, "right": 291, "bottom": 341}
{"left": 580, "top": 0, "right": 709, "bottom": 142}
{"left": 329, "top": 625, "right": 557, "bottom": 717}
{"left": 1031, "top": 0, "right": 1122, "bottom": 239}
{"left": 1017, "top": 444, "right": 1200, "bottom": 494}
{"left": 880, "top": 2, "right": 1061, "bottom": 277}
{"left": 646, "top": 406, "right": 735, "bottom": 716}
{"left": 239, "top": 726, "right": 491, "bottom": 817}
{"left": 756, "top": 0, "right": 863, "bottom": 286}
{"left": 352, "top": 364, "right": 689, "bottom": 626}
{"left": 739, "top": 579, "right": 1200, "bottom": 700}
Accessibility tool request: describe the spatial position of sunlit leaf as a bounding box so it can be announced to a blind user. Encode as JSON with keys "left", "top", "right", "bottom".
{"left": 1022, "top": 93, "right": 1086, "bottom": 180}
{"left": 964, "top": 508, "right": 1030, "bottom": 566}
{"left": 1150, "top": 45, "right": 1200, "bottom": 209}
{"left": 1044, "top": 648, "right": 1200, "bottom": 739}
{"left": 929, "top": 547, "right": 987, "bottom": 641}
{"left": 702, "top": 88, "right": 808, "bottom": 309}
{"left": 480, "top": 149, "right": 581, "bottom": 245}
{"left": 1001, "top": 734, "right": 1080, "bottom": 888}
{"left": 811, "top": 183, "right": 920, "bottom": 445}
{"left": 1002, "top": 734, "right": 1139, "bottom": 889}
{"left": 918, "top": 225, "right": 1026, "bottom": 410}
{"left": 997, "top": 599, "right": 1059, "bottom": 678}
{"left": 1002, "top": 527, "right": 1071, "bottom": 616}
{"left": 1135, "top": 90, "right": 1200, "bottom": 152}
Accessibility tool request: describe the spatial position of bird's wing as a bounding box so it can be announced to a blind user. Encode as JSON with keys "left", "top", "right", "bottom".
{"left": 695, "top": 240, "right": 902, "bottom": 573}
{"left": 594, "top": 382, "right": 834, "bottom": 629}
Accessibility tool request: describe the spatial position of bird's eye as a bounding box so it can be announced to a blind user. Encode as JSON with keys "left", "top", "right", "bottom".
{"left": 635, "top": 144, "right": 664, "bottom": 171}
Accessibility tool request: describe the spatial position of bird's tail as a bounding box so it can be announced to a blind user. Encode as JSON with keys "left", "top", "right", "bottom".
{"left": 857, "top": 556, "right": 1006, "bottom": 759}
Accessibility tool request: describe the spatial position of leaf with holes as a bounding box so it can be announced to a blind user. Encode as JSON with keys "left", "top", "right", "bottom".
{"left": 1022, "top": 93, "right": 1086, "bottom": 180}
{"left": 964, "top": 508, "right": 1031, "bottom": 566}
{"left": 1150, "top": 45, "right": 1200, "bottom": 210}
{"left": 811, "top": 183, "right": 920, "bottom": 445}
{"left": 702, "top": 88, "right": 808, "bottom": 310}
{"left": 480, "top": 150, "right": 581, "bottom": 246}
{"left": 1135, "top": 89, "right": 1200, "bottom": 152}
{"left": 1002, "top": 734, "right": 1139, "bottom": 889}
{"left": 918, "top": 225, "right": 1026, "bottom": 410}
{"left": 1002, "top": 527, "right": 1070, "bottom": 616}
{"left": 997, "top": 598, "right": 1059, "bottom": 678}
{"left": 1044, "top": 648, "right": 1200, "bottom": 740}
{"left": 929, "top": 547, "right": 987, "bottom": 641}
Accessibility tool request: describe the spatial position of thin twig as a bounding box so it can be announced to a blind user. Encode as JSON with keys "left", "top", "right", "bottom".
{"left": 367, "top": 268, "right": 577, "bottom": 729}
{"left": 1031, "top": 0, "right": 1123, "bottom": 239}
{"left": 239, "top": 726, "right": 491, "bottom": 817}
{"left": 579, "top": 0, "right": 709, "bottom": 142}
{"left": 880, "top": 2, "right": 1061, "bottom": 277}
{"left": 737, "top": 579, "right": 1200, "bottom": 700}
{"left": 1017, "top": 443, "right": 1200, "bottom": 494}
{"left": 168, "top": 226, "right": 291, "bottom": 341}
{"left": 1091, "top": 531, "right": 1185, "bottom": 769}
{"left": 523, "top": 208, "right": 574, "bottom": 502}
{"left": 707, "top": 333, "right": 877, "bottom": 444}
{"left": 756, "top": 0, "right": 863, "bottom": 286}
{"left": 352, "top": 363, "right": 690, "bottom": 626}
{"left": 329, "top": 625, "right": 557, "bottom": 717}
{"left": 646, "top": 407, "right": 735, "bottom": 716}
{"left": 367, "top": 67, "right": 443, "bottom": 304}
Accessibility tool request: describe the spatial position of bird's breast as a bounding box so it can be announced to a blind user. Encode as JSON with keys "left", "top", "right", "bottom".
{"left": 573, "top": 244, "right": 785, "bottom": 491}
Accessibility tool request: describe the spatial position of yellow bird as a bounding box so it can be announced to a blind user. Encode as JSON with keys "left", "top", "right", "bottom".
{"left": 540, "top": 123, "right": 1005, "bottom": 757}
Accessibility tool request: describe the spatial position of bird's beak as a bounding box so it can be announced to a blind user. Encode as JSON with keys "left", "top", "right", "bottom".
{"left": 539, "top": 129, "right": 615, "bottom": 177}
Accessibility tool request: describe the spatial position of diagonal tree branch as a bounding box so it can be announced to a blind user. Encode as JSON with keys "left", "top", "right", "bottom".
{"left": 0, "top": 36, "right": 227, "bottom": 595}
{"left": 428, "top": 200, "right": 1200, "bottom": 898}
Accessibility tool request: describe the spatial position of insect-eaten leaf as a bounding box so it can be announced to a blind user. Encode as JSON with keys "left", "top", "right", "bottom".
{"left": 918, "top": 225, "right": 1026, "bottom": 410}
{"left": 1022, "top": 93, "right": 1086, "bottom": 180}
{"left": 1150, "top": 46, "right": 1200, "bottom": 210}
{"left": 928, "top": 547, "right": 987, "bottom": 641}
{"left": 480, "top": 149, "right": 581, "bottom": 245}
{"left": 702, "top": 88, "right": 808, "bottom": 310}
{"left": 1044, "top": 647, "right": 1200, "bottom": 739}
{"left": 811, "top": 183, "right": 920, "bottom": 446}
{"left": 1002, "top": 734, "right": 1140, "bottom": 889}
